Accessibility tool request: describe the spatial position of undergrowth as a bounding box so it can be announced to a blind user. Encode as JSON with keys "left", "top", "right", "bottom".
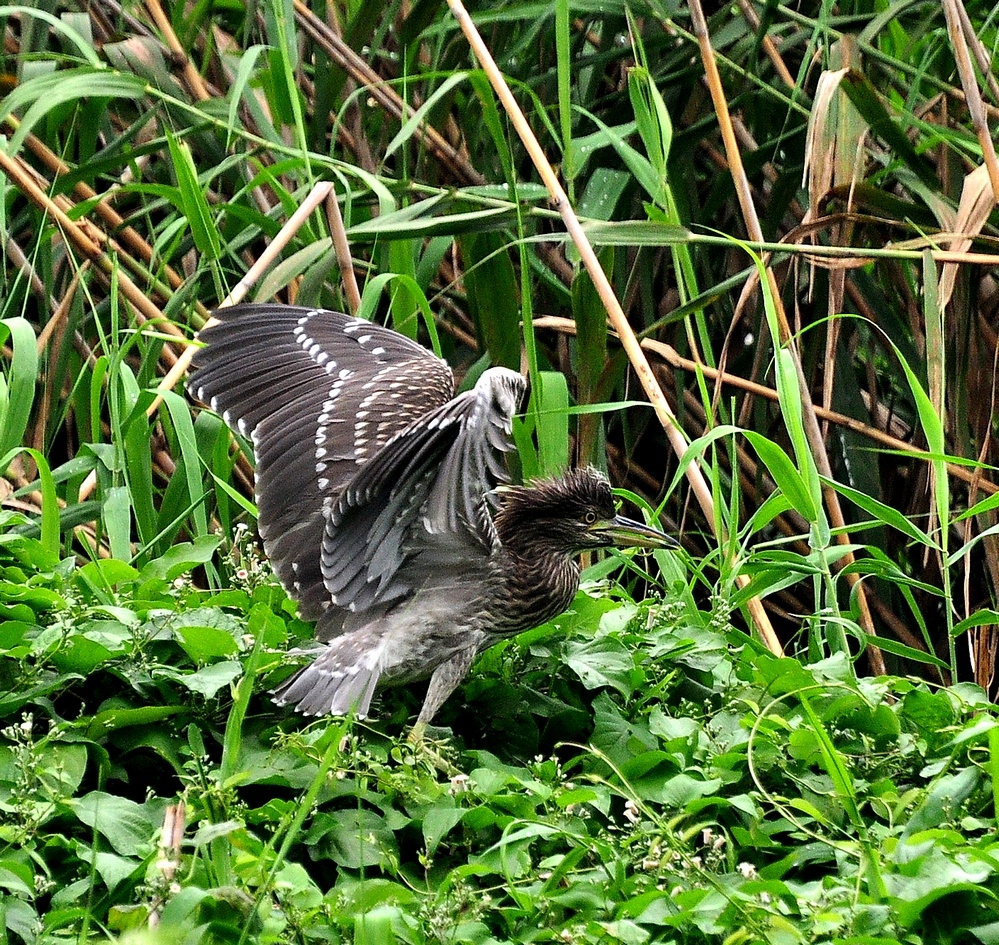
{"left": 3, "top": 514, "right": 999, "bottom": 944}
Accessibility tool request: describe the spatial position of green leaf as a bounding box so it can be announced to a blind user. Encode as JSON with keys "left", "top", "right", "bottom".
{"left": 534, "top": 371, "right": 570, "bottom": 476}
{"left": 821, "top": 475, "right": 934, "bottom": 546}
{"left": 422, "top": 804, "right": 466, "bottom": 857}
{"left": 175, "top": 624, "right": 240, "bottom": 661}
{"left": 165, "top": 131, "right": 221, "bottom": 262}
{"left": 460, "top": 231, "right": 521, "bottom": 370}
{"left": 1, "top": 67, "right": 146, "bottom": 153}
{"left": 563, "top": 635, "right": 638, "bottom": 697}
{"left": 628, "top": 66, "right": 673, "bottom": 209}
{"left": 138, "top": 536, "right": 222, "bottom": 582}
{"left": 156, "top": 661, "right": 243, "bottom": 698}
{"left": 0, "top": 318, "right": 37, "bottom": 460}
{"left": 71, "top": 792, "right": 162, "bottom": 856}
{"left": 745, "top": 431, "right": 817, "bottom": 523}
{"left": 306, "top": 810, "right": 400, "bottom": 869}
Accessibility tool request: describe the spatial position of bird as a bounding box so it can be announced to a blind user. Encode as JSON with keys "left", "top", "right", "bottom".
{"left": 187, "top": 302, "right": 674, "bottom": 732}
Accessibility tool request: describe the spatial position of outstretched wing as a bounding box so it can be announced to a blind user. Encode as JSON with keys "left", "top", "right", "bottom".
{"left": 187, "top": 303, "right": 454, "bottom": 621}
{"left": 319, "top": 367, "right": 526, "bottom": 622}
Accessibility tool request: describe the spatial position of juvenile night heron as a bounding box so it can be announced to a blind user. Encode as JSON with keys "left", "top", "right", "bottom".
{"left": 188, "top": 303, "right": 673, "bottom": 730}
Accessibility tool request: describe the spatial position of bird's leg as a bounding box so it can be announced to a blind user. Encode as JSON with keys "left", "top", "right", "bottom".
{"left": 415, "top": 647, "right": 478, "bottom": 730}
{"left": 406, "top": 649, "right": 478, "bottom": 773}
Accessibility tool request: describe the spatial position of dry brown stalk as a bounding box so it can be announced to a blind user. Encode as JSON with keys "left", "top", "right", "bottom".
{"left": 942, "top": 0, "right": 999, "bottom": 201}
{"left": 445, "top": 0, "right": 783, "bottom": 657}
{"left": 688, "top": 0, "right": 883, "bottom": 672}
{"left": 0, "top": 146, "right": 182, "bottom": 339}
{"left": 144, "top": 0, "right": 211, "bottom": 102}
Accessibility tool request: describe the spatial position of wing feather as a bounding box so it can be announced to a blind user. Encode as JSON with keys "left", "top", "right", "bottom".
{"left": 188, "top": 304, "right": 526, "bottom": 641}
{"left": 187, "top": 303, "right": 454, "bottom": 619}
{"left": 320, "top": 367, "right": 526, "bottom": 614}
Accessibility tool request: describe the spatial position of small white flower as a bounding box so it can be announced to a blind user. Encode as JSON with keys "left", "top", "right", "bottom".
{"left": 623, "top": 799, "right": 640, "bottom": 824}
{"left": 737, "top": 862, "right": 758, "bottom": 879}
{"left": 449, "top": 774, "right": 470, "bottom": 795}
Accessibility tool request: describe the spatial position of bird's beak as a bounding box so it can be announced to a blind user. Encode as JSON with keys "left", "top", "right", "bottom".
{"left": 590, "top": 515, "right": 678, "bottom": 549}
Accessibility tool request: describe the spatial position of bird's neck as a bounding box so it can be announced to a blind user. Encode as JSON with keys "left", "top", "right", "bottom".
{"left": 497, "top": 542, "right": 582, "bottom": 634}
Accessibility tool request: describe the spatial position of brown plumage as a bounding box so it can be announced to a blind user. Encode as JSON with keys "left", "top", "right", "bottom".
{"left": 188, "top": 303, "right": 674, "bottom": 728}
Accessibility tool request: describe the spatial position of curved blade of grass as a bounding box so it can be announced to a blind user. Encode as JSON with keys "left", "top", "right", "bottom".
{"left": 668, "top": 424, "right": 816, "bottom": 524}
{"left": 574, "top": 105, "right": 662, "bottom": 207}
{"left": 348, "top": 204, "right": 516, "bottom": 240}
{"left": 864, "top": 634, "right": 948, "bottom": 669}
{"left": 158, "top": 389, "right": 211, "bottom": 544}
{"left": 0, "top": 5, "right": 102, "bottom": 66}
{"left": 255, "top": 238, "right": 334, "bottom": 301}
{"left": 0, "top": 317, "right": 37, "bottom": 461}
{"left": 2, "top": 68, "right": 147, "bottom": 154}
{"left": 0, "top": 447, "right": 59, "bottom": 554}
{"left": 355, "top": 273, "right": 442, "bottom": 354}
{"left": 745, "top": 430, "right": 818, "bottom": 524}
{"left": 384, "top": 72, "right": 470, "bottom": 160}
{"left": 951, "top": 610, "right": 999, "bottom": 640}
{"left": 820, "top": 475, "right": 934, "bottom": 547}
{"left": 166, "top": 130, "right": 221, "bottom": 263}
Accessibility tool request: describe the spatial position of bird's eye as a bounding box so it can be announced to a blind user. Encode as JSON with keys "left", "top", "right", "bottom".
{"left": 583, "top": 510, "right": 597, "bottom": 524}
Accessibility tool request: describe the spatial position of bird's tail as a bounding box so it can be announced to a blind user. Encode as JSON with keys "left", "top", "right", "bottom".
{"left": 272, "top": 641, "right": 381, "bottom": 718}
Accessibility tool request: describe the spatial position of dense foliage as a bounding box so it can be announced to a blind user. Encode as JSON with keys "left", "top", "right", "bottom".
{"left": 3, "top": 0, "right": 999, "bottom": 941}
{"left": 5, "top": 520, "right": 999, "bottom": 943}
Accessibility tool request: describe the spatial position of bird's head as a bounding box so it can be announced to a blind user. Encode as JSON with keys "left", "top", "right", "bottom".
{"left": 494, "top": 467, "right": 676, "bottom": 558}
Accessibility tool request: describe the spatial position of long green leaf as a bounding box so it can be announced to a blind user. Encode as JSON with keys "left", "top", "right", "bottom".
{"left": 0, "top": 317, "right": 37, "bottom": 460}
{"left": 166, "top": 130, "right": 221, "bottom": 262}
{"left": 2, "top": 68, "right": 146, "bottom": 154}
{"left": 820, "top": 475, "right": 934, "bottom": 547}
